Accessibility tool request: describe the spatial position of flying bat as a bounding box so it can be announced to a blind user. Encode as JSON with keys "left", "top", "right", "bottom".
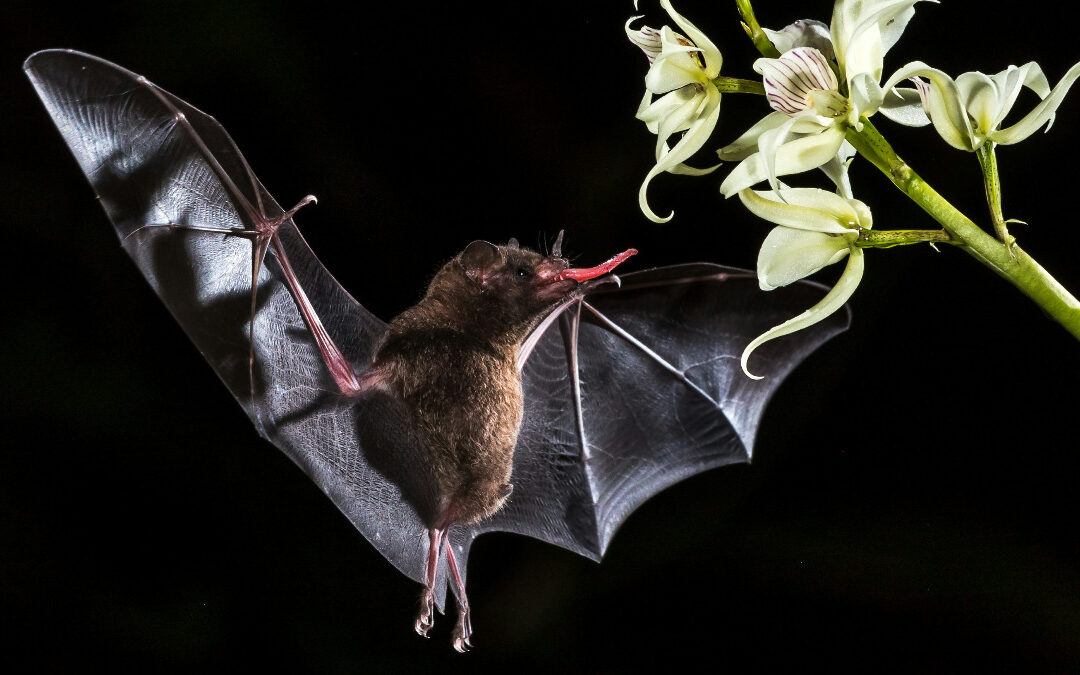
{"left": 24, "top": 49, "right": 848, "bottom": 651}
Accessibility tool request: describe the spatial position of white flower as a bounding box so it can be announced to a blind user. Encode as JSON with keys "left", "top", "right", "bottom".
{"left": 627, "top": 0, "right": 723, "bottom": 222}
{"left": 738, "top": 187, "right": 871, "bottom": 379}
{"left": 718, "top": 0, "right": 929, "bottom": 196}
{"left": 886, "top": 60, "right": 1080, "bottom": 151}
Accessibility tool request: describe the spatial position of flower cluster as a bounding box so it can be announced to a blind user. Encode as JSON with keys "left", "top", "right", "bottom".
{"left": 627, "top": 0, "right": 1080, "bottom": 376}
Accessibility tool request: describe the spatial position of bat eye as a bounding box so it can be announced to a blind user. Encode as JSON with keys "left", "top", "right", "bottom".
{"left": 516, "top": 267, "right": 529, "bottom": 279}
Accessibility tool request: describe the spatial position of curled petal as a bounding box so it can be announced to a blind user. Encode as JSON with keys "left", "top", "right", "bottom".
{"left": 739, "top": 187, "right": 867, "bottom": 234}
{"left": 720, "top": 125, "right": 846, "bottom": 196}
{"left": 981, "top": 63, "right": 1049, "bottom": 133}
{"left": 653, "top": 87, "right": 710, "bottom": 157}
{"left": 992, "top": 60, "right": 1080, "bottom": 145}
{"left": 756, "top": 226, "right": 853, "bottom": 291}
{"left": 660, "top": 0, "right": 722, "bottom": 77}
{"left": 741, "top": 248, "right": 864, "bottom": 379}
{"left": 636, "top": 87, "right": 693, "bottom": 134}
{"left": 625, "top": 17, "right": 663, "bottom": 63}
{"left": 884, "top": 61, "right": 975, "bottom": 149}
{"left": 638, "top": 85, "right": 721, "bottom": 222}
{"left": 646, "top": 27, "right": 709, "bottom": 93}
{"left": 819, "top": 140, "right": 857, "bottom": 198}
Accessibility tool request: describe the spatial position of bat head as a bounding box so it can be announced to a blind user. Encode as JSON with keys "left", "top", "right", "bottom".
{"left": 411, "top": 235, "right": 637, "bottom": 346}
{"left": 458, "top": 234, "right": 636, "bottom": 315}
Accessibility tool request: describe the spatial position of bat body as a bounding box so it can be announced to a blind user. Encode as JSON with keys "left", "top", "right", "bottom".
{"left": 25, "top": 49, "right": 848, "bottom": 650}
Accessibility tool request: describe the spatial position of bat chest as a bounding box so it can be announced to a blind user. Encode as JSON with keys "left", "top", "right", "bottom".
{"left": 379, "top": 333, "right": 524, "bottom": 523}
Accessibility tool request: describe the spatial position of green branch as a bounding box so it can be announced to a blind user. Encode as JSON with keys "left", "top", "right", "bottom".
{"left": 846, "top": 118, "right": 1080, "bottom": 340}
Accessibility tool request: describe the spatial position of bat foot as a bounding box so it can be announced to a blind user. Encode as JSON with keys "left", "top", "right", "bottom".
{"left": 451, "top": 606, "right": 473, "bottom": 652}
{"left": 414, "top": 589, "right": 435, "bottom": 637}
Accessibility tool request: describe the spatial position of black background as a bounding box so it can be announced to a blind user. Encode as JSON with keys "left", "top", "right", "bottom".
{"left": 3, "top": 0, "right": 1080, "bottom": 670}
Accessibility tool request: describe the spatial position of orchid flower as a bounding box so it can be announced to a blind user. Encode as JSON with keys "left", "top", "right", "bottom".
{"left": 627, "top": 0, "right": 722, "bottom": 223}
{"left": 737, "top": 187, "right": 871, "bottom": 379}
{"left": 887, "top": 60, "right": 1080, "bottom": 151}
{"left": 718, "top": 0, "right": 930, "bottom": 196}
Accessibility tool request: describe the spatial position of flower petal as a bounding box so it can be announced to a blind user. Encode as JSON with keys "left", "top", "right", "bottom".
{"left": 885, "top": 61, "right": 975, "bottom": 150}
{"left": 756, "top": 226, "right": 853, "bottom": 291}
{"left": 763, "top": 19, "right": 835, "bottom": 61}
{"left": 626, "top": 17, "right": 663, "bottom": 64}
{"left": 720, "top": 125, "right": 846, "bottom": 196}
{"left": 955, "top": 70, "right": 999, "bottom": 136}
{"left": 819, "top": 140, "right": 857, "bottom": 198}
{"left": 877, "top": 85, "right": 930, "bottom": 126}
{"left": 716, "top": 111, "right": 819, "bottom": 160}
{"left": 645, "top": 27, "right": 708, "bottom": 93}
{"left": 660, "top": 0, "right": 722, "bottom": 77}
{"left": 831, "top": 0, "right": 923, "bottom": 92}
{"left": 757, "top": 48, "right": 839, "bottom": 115}
{"left": 741, "top": 248, "right": 864, "bottom": 379}
{"left": 739, "top": 187, "right": 866, "bottom": 234}
{"left": 984, "top": 62, "right": 1049, "bottom": 132}
{"left": 992, "top": 61, "right": 1080, "bottom": 145}
{"left": 638, "top": 85, "right": 722, "bottom": 222}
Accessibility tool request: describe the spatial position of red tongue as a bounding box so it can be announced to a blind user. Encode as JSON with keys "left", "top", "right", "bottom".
{"left": 554, "top": 248, "right": 637, "bottom": 282}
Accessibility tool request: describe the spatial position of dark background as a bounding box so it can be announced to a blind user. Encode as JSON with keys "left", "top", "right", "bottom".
{"left": 3, "top": 0, "right": 1080, "bottom": 670}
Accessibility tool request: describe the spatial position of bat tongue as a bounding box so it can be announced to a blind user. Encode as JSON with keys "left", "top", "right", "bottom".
{"left": 555, "top": 249, "right": 638, "bottom": 282}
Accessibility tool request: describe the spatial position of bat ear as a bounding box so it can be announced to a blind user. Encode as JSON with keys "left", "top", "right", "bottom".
{"left": 506, "top": 237, "right": 520, "bottom": 250}
{"left": 460, "top": 240, "right": 503, "bottom": 284}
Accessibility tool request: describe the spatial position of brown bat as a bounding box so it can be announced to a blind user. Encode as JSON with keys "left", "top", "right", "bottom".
{"left": 25, "top": 49, "right": 847, "bottom": 651}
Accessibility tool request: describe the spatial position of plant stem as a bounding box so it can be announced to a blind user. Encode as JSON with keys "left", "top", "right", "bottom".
{"left": 734, "top": 0, "right": 780, "bottom": 58}
{"left": 846, "top": 118, "right": 1080, "bottom": 339}
{"left": 856, "top": 229, "right": 956, "bottom": 249}
{"left": 712, "top": 76, "right": 765, "bottom": 95}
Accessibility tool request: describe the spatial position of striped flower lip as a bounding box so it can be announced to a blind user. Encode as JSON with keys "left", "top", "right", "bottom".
{"left": 757, "top": 47, "right": 840, "bottom": 116}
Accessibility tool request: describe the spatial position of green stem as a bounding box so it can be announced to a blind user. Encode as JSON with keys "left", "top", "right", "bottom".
{"left": 975, "top": 142, "right": 1017, "bottom": 252}
{"left": 856, "top": 229, "right": 956, "bottom": 249}
{"left": 712, "top": 76, "right": 765, "bottom": 95}
{"left": 846, "top": 118, "right": 1080, "bottom": 339}
{"left": 734, "top": 0, "right": 780, "bottom": 58}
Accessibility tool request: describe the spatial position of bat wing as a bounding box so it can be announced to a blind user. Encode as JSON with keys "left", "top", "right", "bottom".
{"left": 24, "top": 49, "right": 453, "bottom": 603}
{"left": 451, "top": 264, "right": 849, "bottom": 581}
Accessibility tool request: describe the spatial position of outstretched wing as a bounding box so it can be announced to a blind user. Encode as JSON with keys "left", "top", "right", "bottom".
{"left": 452, "top": 264, "right": 849, "bottom": 578}
{"left": 24, "top": 49, "right": 450, "bottom": 602}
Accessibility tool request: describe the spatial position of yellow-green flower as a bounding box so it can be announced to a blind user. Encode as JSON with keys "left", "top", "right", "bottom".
{"left": 890, "top": 60, "right": 1080, "bottom": 151}
{"left": 738, "top": 187, "right": 871, "bottom": 379}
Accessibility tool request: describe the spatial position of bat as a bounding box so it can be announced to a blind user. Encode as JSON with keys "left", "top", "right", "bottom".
{"left": 24, "top": 48, "right": 848, "bottom": 651}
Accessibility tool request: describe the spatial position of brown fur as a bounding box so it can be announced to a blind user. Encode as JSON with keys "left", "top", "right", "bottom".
{"left": 371, "top": 241, "right": 577, "bottom": 526}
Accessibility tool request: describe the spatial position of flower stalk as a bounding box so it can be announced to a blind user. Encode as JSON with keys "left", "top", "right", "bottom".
{"left": 975, "top": 142, "right": 1017, "bottom": 252}
{"left": 712, "top": 76, "right": 765, "bottom": 95}
{"left": 855, "top": 229, "right": 954, "bottom": 249}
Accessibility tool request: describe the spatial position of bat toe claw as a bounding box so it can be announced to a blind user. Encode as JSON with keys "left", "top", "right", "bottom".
{"left": 414, "top": 590, "right": 435, "bottom": 637}
{"left": 451, "top": 606, "right": 473, "bottom": 652}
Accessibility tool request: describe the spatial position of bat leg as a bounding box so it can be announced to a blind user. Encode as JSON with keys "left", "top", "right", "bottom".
{"left": 444, "top": 533, "right": 473, "bottom": 652}
{"left": 414, "top": 527, "right": 444, "bottom": 637}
